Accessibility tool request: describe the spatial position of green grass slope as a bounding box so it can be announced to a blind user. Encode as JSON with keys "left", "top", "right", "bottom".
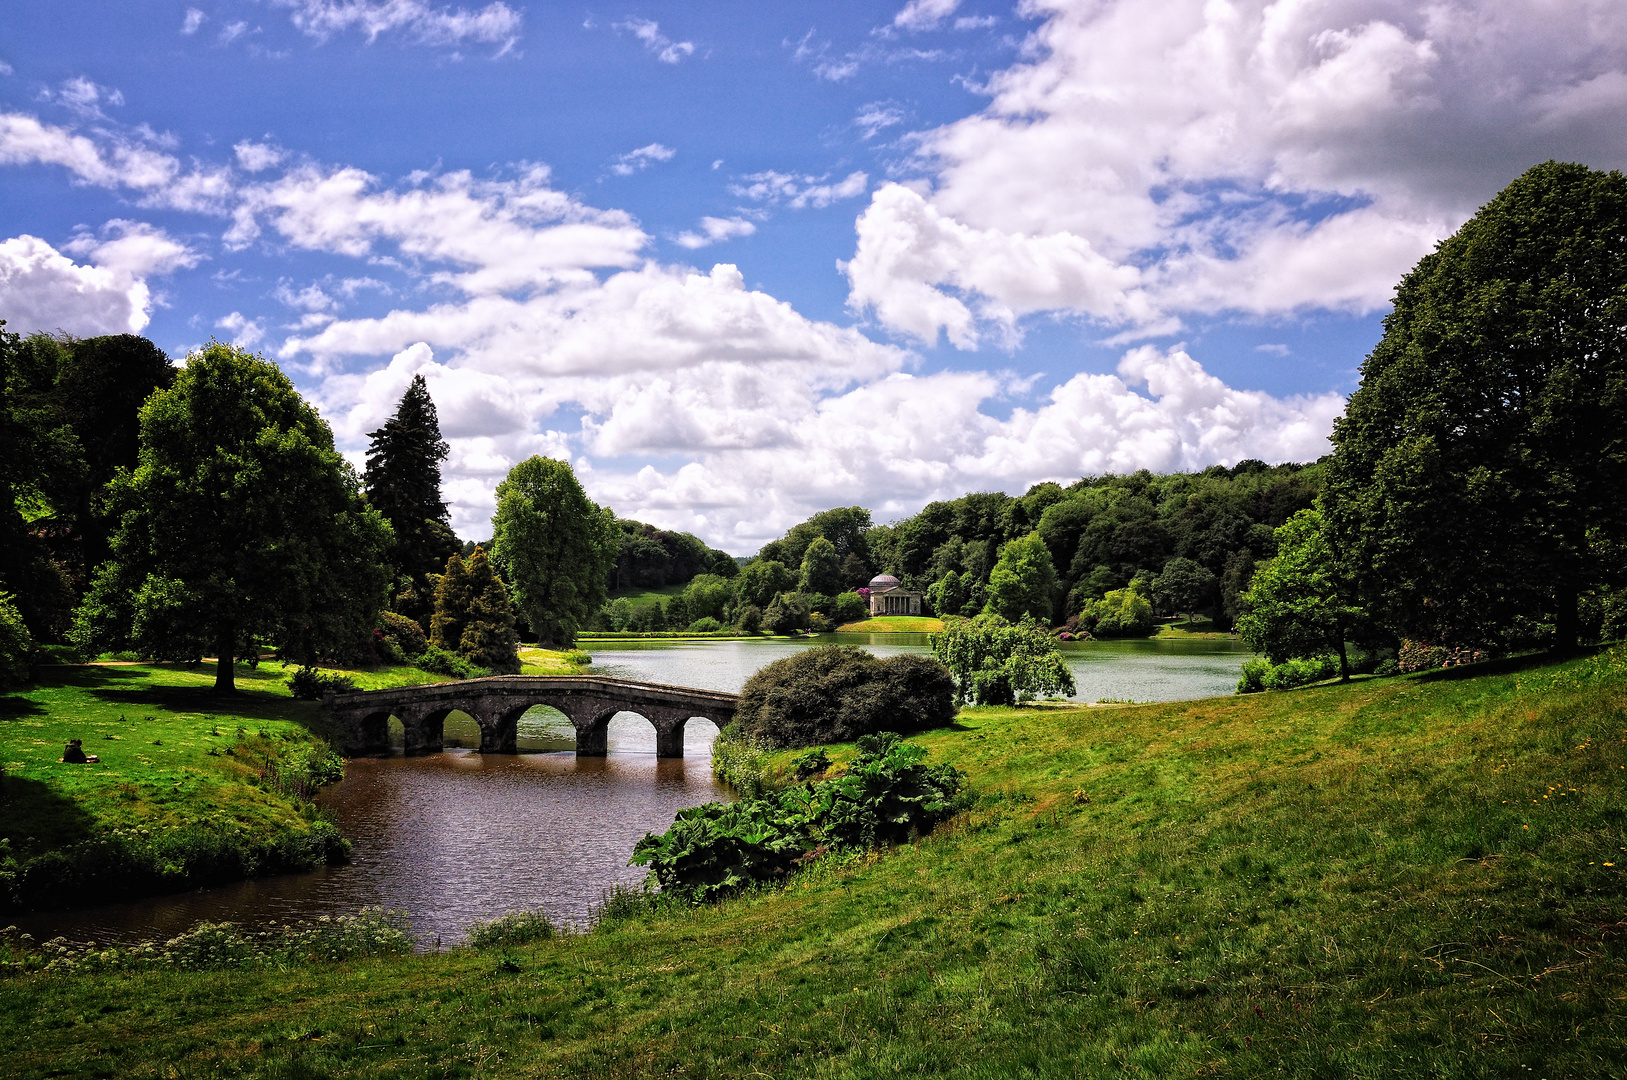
{"left": 3, "top": 651, "right": 1625, "bottom": 1077}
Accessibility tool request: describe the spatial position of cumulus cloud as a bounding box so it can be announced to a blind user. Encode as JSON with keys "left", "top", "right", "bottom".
{"left": 893, "top": 0, "right": 960, "bottom": 32}
{"left": 227, "top": 163, "right": 648, "bottom": 295}
{"left": 731, "top": 170, "right": 868, "bottom": 209}
{"left": 277, "top": 0, "right": 523, "bottom": 51}
{"left": 673, "top": 216, "right": 756, "bottom": 249}
{"left": 0, "top": 222, "right": 199, "bottom": 336}
{"left": 234, "top": 140, "right": 287, "bottom": 172}
{"left": 0, "top": 111, "right": 234, "bottom": 212}
{"left": 615, "top": 18, "right": 694, "bottom": 64}
{"left": 216, "top": 310, "right": 267, "bottom": 347}
{"left": 845, "top": 0, "right": 1627, "bottom": 346}
{"left": 610, "top": 142, "right": 675, "bottom": 176}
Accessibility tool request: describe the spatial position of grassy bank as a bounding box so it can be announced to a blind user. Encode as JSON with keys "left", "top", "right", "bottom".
{"left": 0, "top": 651, "right": 588, "bottom": 912}
{"left": 836, "top": 615, "right": 945, "bottom": 633}
{"left": 3, "top": 649, "right": 1624, "bottom": 1075}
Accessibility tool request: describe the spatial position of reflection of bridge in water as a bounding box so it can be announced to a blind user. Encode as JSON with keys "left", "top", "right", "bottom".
{"left": 325, "top": 676, "right": 739, "bottom": 758}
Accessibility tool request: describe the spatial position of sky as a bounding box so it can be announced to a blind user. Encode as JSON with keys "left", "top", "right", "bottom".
{"left": 2, "top": 1, "right": 1625, "bottom": 553}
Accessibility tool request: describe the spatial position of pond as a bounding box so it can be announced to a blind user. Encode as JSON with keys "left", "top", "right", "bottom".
{"left": 585, "top": 631, "right": 1251, "bottom": 703}
{"left": 12, "top": 632, "right": 1250, "bottom": 946}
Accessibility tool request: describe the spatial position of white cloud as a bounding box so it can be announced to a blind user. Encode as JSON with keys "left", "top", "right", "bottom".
{"left": 0, "top": 222, "right": 198, "bottom": 336}
{"left": 234, "top": 139, "right": 287, "bottom": 172}
{"left": 228, "top": 163, "right": 648, "bottom": 295}
{"left": 731, "top": 169, "right": 868, "bottom": 210}
{"left": 611, "top": 142, "right": 675, "bottom": 176}
{"left": 855, "top": 102, "right": 904, "bottom": 140}
{"left": 954, "top": 15, "right": 996, "bottom": 30}
{"left": 181, "top": 8, "right": 206, "bottom": 35}
{"left": 216, "top": 310, "right": 267, "bottom": 348}
{"left": 47, "top": 77, "right": 124, "bottom": 119}
{"left": 615, "top": 18, "right": 694, "bottom": 64}
{"left": 893, "top": 0, "right": 960, "bottom": 32}
{"left": 277, "top": 0, "right": 522, "bottom": 51}
{"left": 0, "top": 111, "right": 234, "bottom": 212}
{"left": 219, "top": 20, "right": 252, "bottom": 45}
{"left": 845, "top": 0, "right": 1627, "bottom": 345}
{"left": 673, "top": 216, "right": 756, "bottom": 249}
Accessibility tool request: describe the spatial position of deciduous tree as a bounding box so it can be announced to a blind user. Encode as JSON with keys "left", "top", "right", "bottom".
{"left": 1236, "top": 510, "right": 1366, "bottom": 680}
{"left": 983, "top": 531, "right": 1058, "bottom": 623}
{"left": 1325, "top": 161, "right": 1627, "bottom": 651}
{"left": 490, "top": 456, "right": 617, "bottom": 648}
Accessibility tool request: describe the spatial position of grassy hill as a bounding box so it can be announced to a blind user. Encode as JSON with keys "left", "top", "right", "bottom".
{"left": 2, "top": 650, "right": 1625, "bottom": 1076}
{"left": 837, "top": 615, "right": 945, "bottom": 633}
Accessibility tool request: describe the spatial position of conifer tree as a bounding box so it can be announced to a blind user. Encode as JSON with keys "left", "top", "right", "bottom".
{"left": 365, "top": 375, "right": 459, "bottom": 626}
{"left": 429, "top": 552, "right": 473, "bottom": 653}
{"left": 458, "top": 547, "right": 520, "bottom": 674}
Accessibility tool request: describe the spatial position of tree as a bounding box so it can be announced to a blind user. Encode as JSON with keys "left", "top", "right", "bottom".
{"left": 457, "top": 547, "right": 520, "bottom": 674}
{"left": 1325, "top": 161, "right": 1627, "bottom": 652}
{"left": 1236, "top": 510, "right": 1365, "bottom": 681}
{"left": 430, "top": 553, "right": 474, "bottom": 652}
{"left": 735, "top": 559, "right": 794, "bottom": 610}
{"left": 0, "top": 589, "right": 32, "bottom": 689}
{"left": 490, "top": 456, "right": 618, "bottom": 648}
{"left": 364, "top": 374, "right": 459, "bottom": 627}
{"left": 1153, "top": 557, "right": 1217, "bottom": 627}
{"left": 1082, "top": 589, "right": 1154, "bottom": 638}
{"left": 930, "top": 614, "right": 1075, "bottom": 705}
{"left": 71, "top": 343, "right": 392, "bottom": 691}
{"left": 983, "top": 531, "right": 1058, "bottom": 623}
{"left": 927, "top": 570, "right": 967, "bottom": 618}
{"left": 798, "top": 536, "right": 843, "bottom": 596}
{"left": 764, "top": 591, "right": 811, "bottom": 634}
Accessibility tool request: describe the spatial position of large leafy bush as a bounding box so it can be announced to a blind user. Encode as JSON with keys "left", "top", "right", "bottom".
{"left": 632, "top": 733, "right": 966, "bottom": 902}
{"left": 930, "top": 613, "right": 1076, "bottom": 705}
{"left": 734, "top": 646, "right": 956, "bottom": 748}
{"left": 0, "top": 590, "right": 32, "bottom": 690}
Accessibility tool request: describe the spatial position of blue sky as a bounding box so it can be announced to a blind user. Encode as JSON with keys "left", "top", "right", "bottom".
{"left": 2, "top": 1, "right": 1624, "bottom": 550}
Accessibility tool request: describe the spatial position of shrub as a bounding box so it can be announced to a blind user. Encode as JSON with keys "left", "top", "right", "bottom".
{"left": 687, "top": 617, "right": 724, "bottom": 633}
{"left": 807, "top": 612, "right": 833, "bottom": 633}
{"left": 634, "top": 733, "right": 966, "bottom": 902}
{"left": 378, "top": 610, "right": 427, "bottom": 658}
{"left": 562, "top": 648, "right": 593, "bottom": 666}
{"left": 415, "top": 645, "right": 480, "bottom": 679}
{"left": 1236, "top": 655, "right": 1338, "bottom": 693}
{"left": 287, "top": 667, "right": 358, "bottom": 700}
{"left": 711, "top": 723, "right": 776, "bottom": 798}
{"left": 734, "top": 646, "right": 956, "bottom": 748}
{"left": 0, "top": 591, "right": 33, "bottom": 690}
{"left": 735, "top": 604, "right": 763, "bottom": 634}
{"left": 466, "top": 909, "right": 556, "bottom": 949}
{"left": 833, "top": 591, "right": 869, "bottom": 625}
{"left": 1398, "top": 639, "right": 1490, "bottom": 673}
{"left": 1236, "top": 657, "right": 1271, "bottom": 694}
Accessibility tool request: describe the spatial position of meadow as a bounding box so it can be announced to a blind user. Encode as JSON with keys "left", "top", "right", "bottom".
{"left": 1, "top": 648, "right": 1622, "bottom": 1076}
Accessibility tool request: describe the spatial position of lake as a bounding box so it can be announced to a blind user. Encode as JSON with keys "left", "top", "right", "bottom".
{"left": 12, "top": 633, "right": 1248, "bottom": 946}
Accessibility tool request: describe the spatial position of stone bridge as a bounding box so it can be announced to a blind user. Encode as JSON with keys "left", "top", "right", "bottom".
{"left": 323, "top": 675, "right": 739, "bottom": 758}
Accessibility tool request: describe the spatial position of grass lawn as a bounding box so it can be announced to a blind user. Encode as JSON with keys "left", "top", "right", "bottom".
{"left": 837, "top": 615, "right": 945, "bottom": 633}
{"left": 606, "top": 583, "right": 687, "bottom": 608}
{"left": 4, "top": 648, "right": 1624, "bottom": 1076}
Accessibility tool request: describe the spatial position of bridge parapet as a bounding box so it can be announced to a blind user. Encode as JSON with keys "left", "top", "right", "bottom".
{"left": 323, "top": 675, "right": 738, "bottom": 758}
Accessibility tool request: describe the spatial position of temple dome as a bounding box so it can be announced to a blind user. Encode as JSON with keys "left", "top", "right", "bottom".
{"left": 868, "top": 573, "right": 900, "bottom": 590}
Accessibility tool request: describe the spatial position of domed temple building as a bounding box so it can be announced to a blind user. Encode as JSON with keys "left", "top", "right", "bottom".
{"left": 867, "top": 573, "right": 923, "bottom": 616}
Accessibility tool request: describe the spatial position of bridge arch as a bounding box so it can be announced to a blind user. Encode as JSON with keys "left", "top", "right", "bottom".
{"left": 325, "top": 676, "right": 738, "bottom": 759}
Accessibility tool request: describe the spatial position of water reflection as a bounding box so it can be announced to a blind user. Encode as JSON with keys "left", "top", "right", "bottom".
{"left": 12, "top": 718, "right": 725, "bottom": 947}
{"left": 586, "top": 632, "right": 1251, "bottom": 703}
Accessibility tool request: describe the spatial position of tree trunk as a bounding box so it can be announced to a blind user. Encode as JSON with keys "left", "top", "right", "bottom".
{"left": 1337, "top": 637, "right": 1350, "bottom": 682}
{"left": 214, "top": 625, "right": 236, "bottom": 693}
{"left": 1553, "top": 586, "right": 1580, "bottom": 654}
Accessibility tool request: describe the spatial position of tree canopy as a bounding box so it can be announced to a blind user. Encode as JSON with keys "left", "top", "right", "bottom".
{"left": 490, "top": 456, "right": 617, "bottom": 648}
{"left": 1235, "top": 510, "right": 1366, "bottom": 680}
{"left": 1325, "top": 161, "right": 1627, "bottom": 651}
{"left": 930, "top": 614, "right": 1076, "bottom": 705}
{"left": 983, "top": 531, "right": 1059, "bottom": 622}
{"left": 71, "top": 342, "right": 392, "bottom": 690}
{"left": 364, "top": 374, "right": 459, "bottom": 626}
